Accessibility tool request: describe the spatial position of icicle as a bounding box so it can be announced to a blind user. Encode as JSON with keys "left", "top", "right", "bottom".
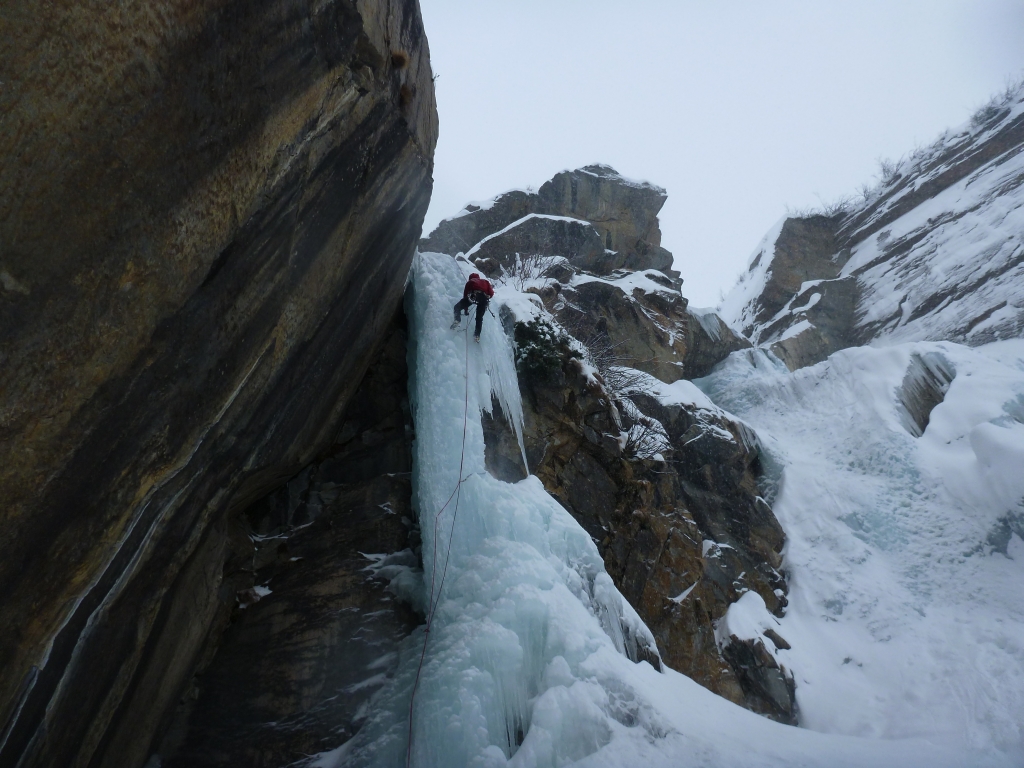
{"left": 478, "top": 300, "right": 528, "bottom": 472}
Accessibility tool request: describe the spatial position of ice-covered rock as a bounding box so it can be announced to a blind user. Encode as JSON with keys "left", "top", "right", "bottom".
{"left": 479, "top": 305, "right": 792, "bottom": 720}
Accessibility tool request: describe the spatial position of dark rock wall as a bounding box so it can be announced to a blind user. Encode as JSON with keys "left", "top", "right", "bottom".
{"left": 162, "top": 310, "right": 418, "bottom": 768}
{"left": 0, "top": 1, "right": 436, "bottom": 766}
{"left": 766, "top": 276, "right": 861, "bottom": 371}
{"left": 743, "top": 215, "right": 845, "bottom": 337}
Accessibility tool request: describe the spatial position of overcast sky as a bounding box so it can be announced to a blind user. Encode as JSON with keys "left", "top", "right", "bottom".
{"left": 417, "top": 0, "right": 1024, "bottom": 306}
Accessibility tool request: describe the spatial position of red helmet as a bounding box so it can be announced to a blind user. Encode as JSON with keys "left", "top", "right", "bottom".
{"left": 469, "top": 273, "right": 479, "bottom": 278}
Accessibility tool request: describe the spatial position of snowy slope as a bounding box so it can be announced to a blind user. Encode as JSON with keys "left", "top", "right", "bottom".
{"left": 698, "top": 340, "right": 1024, "bottom": 760}
{"left": 310, "top": 252, "right": 1008, "bottom": 768}
{"left": 699, "top": 82, "right": 1024, "bottom": 768}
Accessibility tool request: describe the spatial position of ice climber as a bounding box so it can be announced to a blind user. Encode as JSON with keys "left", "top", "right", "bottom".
{"left": 451, "top": 272, "right": 494, "bottom": 342}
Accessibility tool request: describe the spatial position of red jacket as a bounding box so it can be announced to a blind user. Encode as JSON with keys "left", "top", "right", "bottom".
{"left": 463, "top": 273, "right": 494, "bottom": 300}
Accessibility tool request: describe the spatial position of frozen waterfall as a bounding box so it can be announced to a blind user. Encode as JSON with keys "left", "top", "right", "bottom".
{"left": 319, "top": 252, "right": 1006, "bottom": 768}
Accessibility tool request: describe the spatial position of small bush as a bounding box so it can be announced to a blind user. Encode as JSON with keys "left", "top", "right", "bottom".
{"left": 514, "top": 317, "right": 576, "bottom": 383}
{"left": 877, "top": 156, "right": 904, "bottom": 184}
{"left": 622, "top": 416, "right": 667, "bottom": 460}
{"left": 495, "top": 254, "right": 561, "bottom": 292}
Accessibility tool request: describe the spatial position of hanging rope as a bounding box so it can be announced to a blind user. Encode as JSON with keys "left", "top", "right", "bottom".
{"left": 406, "top": 306, "right": 475, "bottom": 768}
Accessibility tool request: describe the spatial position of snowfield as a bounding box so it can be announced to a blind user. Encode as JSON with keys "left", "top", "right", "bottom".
{"left": 698, "top": 340, "right": 1024, "bottom": 760}
{"left": 312, "top": 252, "right": 1019, "bottom": 768}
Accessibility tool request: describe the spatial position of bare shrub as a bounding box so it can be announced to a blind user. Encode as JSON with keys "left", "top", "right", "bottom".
{"left": 877, "top": 156, "right": 904, "bottom": 184}
{"left": 557, "top": 313, "right": 626, "bottom": 382}
{"left": 817, "top": 194, "right": 854, "bottom": 218}
{"left": 495, "top": 253, "right": 561, "bottom": 292}
{"left": 784, "top": 194, "right": 854, "bottom": 220}
{"left": 622, "top": 414, "right": 668, "bottom": 460}
{"left": 1002, "top": 72, "right": 1024, "bottom": 103}
{"left": 856, "top": 182, "right": 874, "bottom": 203}
{"left": 970, "top": 74, "right": 1024, "bottom": 129}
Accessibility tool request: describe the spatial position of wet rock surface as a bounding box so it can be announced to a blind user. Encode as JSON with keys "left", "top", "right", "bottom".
{"left": 0, "top": 2, "right": 436, "bottom": 766}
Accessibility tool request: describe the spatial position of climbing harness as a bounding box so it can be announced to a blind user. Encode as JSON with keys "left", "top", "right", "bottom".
{"left": 406, "top": 313, "right": 474, "bottom": 767}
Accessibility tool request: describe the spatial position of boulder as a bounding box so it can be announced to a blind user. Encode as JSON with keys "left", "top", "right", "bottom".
{"left": 557, "top": 279, "right": 749, "bottom": 383}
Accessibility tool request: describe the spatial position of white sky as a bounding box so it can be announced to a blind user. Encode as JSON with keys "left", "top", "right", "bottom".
{"left": 418, "top": 0, "right": 1024, "bottom": 306}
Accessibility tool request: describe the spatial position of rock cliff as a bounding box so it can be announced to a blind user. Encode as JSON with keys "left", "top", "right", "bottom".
{"left": 720, "top": 84, "right": 1024, "bottom": 369}
{"left": 0, "top": 1, "right": 436, "bottom": 766}
{"left": 162, "top": 309, "right": 418, "bottom": 767}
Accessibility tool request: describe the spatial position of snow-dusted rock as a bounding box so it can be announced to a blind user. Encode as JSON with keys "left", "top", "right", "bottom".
{"left": 421, "top": 164, "right": 674, "bottom": 274}
{"left": 720, "top": 83, "right": 1024, "bottom": 368}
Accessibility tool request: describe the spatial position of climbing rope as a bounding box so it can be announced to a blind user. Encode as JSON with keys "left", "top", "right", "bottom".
{"left": 406, "top": 305, "right": 476, "bottom": 768}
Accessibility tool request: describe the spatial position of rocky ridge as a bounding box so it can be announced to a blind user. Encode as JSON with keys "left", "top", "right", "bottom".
{"left": 720, "top": 83, "right": 1024, "bottom": 370}
{"left": 422, "top": 164, "right": 675, "bottom": 275}
{"left": 426, "top": 168, "right": 797, "bottom": 722}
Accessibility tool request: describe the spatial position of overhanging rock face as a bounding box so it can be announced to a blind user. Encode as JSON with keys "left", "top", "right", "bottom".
{"left": 0, "top": 1, "right": 437, "bottom": 766}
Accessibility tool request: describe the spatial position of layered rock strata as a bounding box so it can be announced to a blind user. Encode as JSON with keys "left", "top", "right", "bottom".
{"left": 0, "top": 2, "right": 436, "bottom": 766}
{"left": 721, "top": 88, "right": 1024, "bottom": 369}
